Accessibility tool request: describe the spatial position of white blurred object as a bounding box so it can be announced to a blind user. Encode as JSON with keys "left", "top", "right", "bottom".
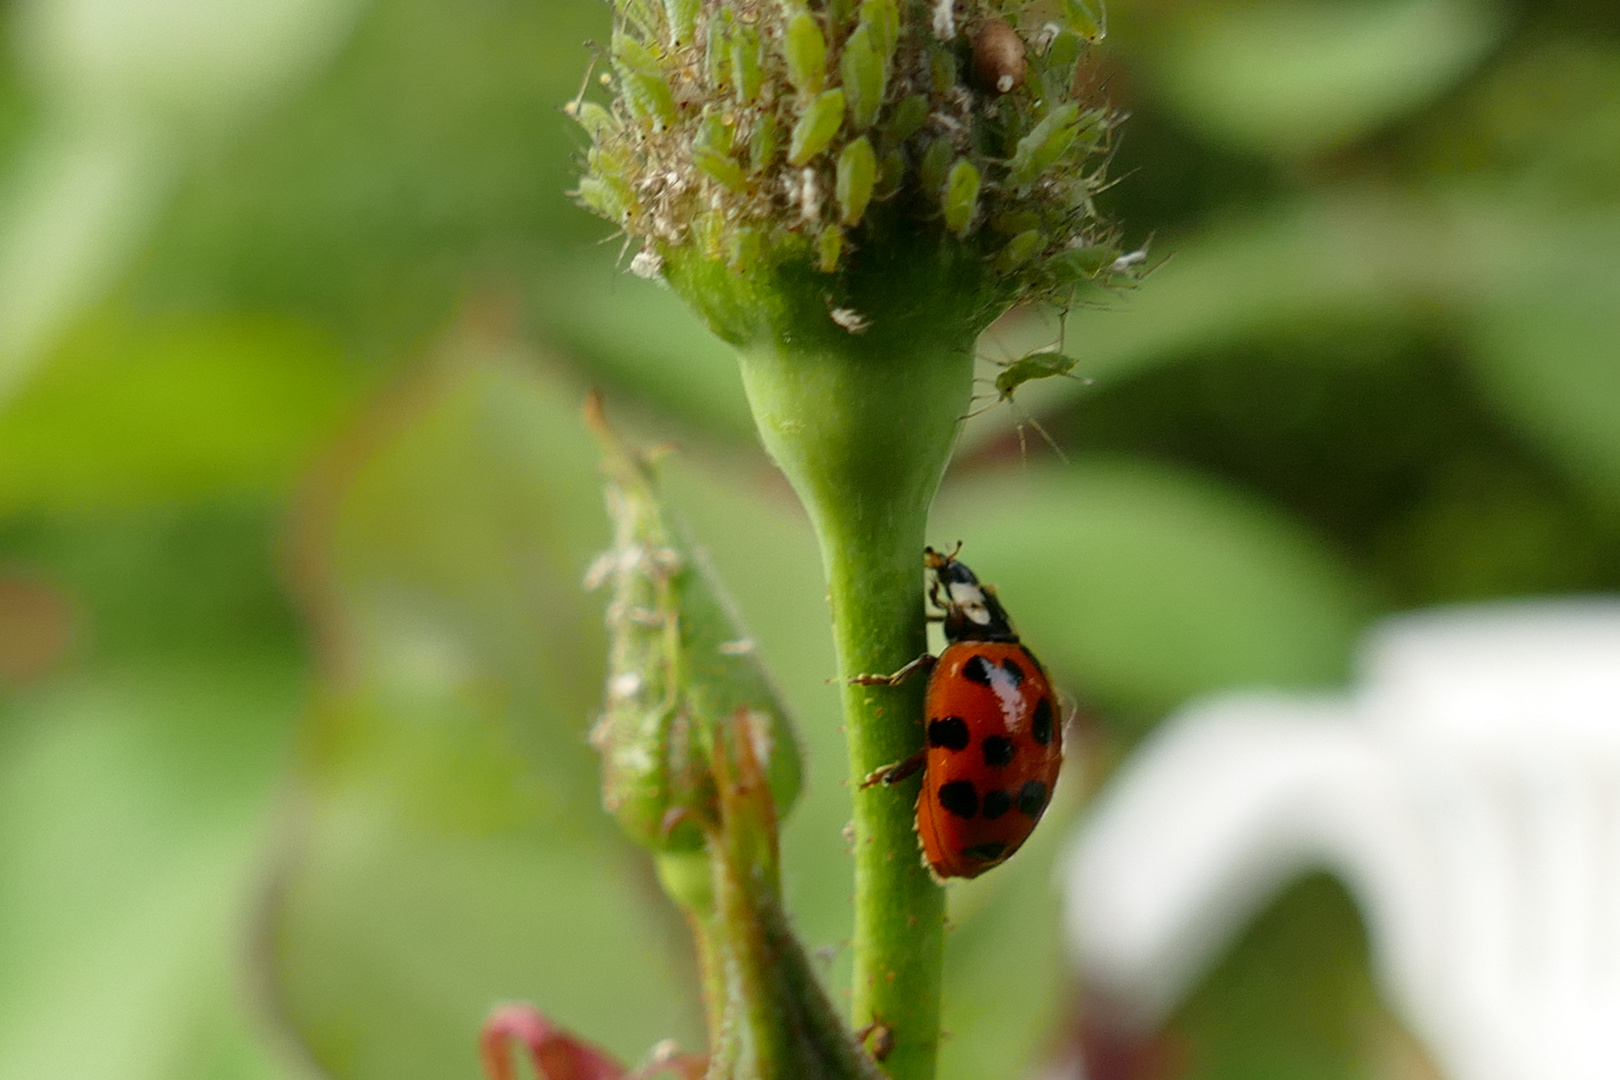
{"left": 1063, "top": 600, "right": 1620, "bottom": 1080}
{"left": 0, "top": 0, "right": 366, "bottom": 400}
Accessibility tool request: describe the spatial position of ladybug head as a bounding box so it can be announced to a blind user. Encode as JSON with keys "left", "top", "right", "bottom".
{"left": 925, "top": 546, "right": 1018, "bottom": 643}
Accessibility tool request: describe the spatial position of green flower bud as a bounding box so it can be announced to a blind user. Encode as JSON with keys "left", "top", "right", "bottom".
{"left": 577, "top": 0, "right": 1136, "bottom": 312}
{"left": 585, "top": 395, "right": 803, "bottom": 853}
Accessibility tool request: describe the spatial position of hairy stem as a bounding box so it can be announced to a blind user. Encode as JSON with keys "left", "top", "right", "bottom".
{"left": 736, "top": 330, "right": 975, "bottom": 1080}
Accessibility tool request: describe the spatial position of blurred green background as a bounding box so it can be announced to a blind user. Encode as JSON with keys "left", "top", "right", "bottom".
{"left": 0, "top": 0, "right": 1616, "bottom": 1078}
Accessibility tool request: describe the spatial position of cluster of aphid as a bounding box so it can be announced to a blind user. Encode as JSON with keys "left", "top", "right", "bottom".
{"left": 572, "top": 0, "right": 1133, "bottom": 309}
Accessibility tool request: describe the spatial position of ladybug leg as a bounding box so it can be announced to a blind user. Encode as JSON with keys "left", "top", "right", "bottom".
{"left": 853, "top": 1020, "right": 896, "bottom": 1062}
{"left": 860, "top": 752, "right": 925, "bottom": 789}
{"left": 849, "top": 653, "right": 936, "bottom": 687}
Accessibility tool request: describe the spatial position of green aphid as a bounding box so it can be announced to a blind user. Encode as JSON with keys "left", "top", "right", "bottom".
{"left": 943, "top": 158, "right": 981, "bottom": 234}
{"left": 991, "top": 208, "right": 1042, "bottom": 235}
{"left": 1047, "top": 243, "right": 1119, "bottom": 282}
{"left": 694, "top": 115, "right": 746, "bottom": 191}
{"left": 617, "top": 0, "right": 663, "bottom": 40}
{"left": 789, "top": 89, "right": 845, "bottom": 165}
{"left": 785, "top": 11, "right": 828, "bottom": 96}
{"left": 817, "top": 225, "right": 844, "bottom": 273}
{"left": 1008, "top": 102, "right": 1084, "bottom": 188}
{"left": 930, "top": 49, "right": 957, "bottom": 95}
{"left": 578, "top": 174, "right": 635, "bottom": 224}
{"left": 995, "top": 229, "right": 1045, "bottom": 271}
{"left": 695, "top": 147, "right": 748, "bottom": 193}
{"left": 886, "top": 94, "right": 930, "bottom": 147}
{"left": 749, "top": 111, "right": 780, "bottom": 174}
{"left": 991, "top": 347, "right": 1081, "bottom": 400}
{"left": 1039, "top": 28, "right": 1086, "bottom": 99}
{"left": 613, "top": 33, "right": 679, "bottom": 131}
{"left": 1058, "top": 0, "right": 1106, "bottom": 41}
{"left": 840, "top": 23, "right": 886, "bottom": 131}
{"left": 565, "top": 100, "right": 619, "bottom": 143}
{"left": 860, "top": 0, "right": 899, "bottom": 59}
{"left": 732, "top": 24, "right": 764, "bottom": 103}
{"left": 664, "top": 0, "right": 700, "bottom": 46}
{"left": 920, "top": 137, "right": 953, "bottom": 195}
{"left": 582, "top": 146, "right": 640, "bottom": 222}
{"left": 875, "top": 147, "right": 904, "bottom": 198}
{"left": 836, "top": 137, "right": 877, "bottom": 226}
{"left": 705, "top": 11, "right": 733, "bottom": 92}
{"left": 967, "top": 333, "right": 1088, "bottom": 459}
{"left": 696, "top": 111, "right": 734, "bottom": 156}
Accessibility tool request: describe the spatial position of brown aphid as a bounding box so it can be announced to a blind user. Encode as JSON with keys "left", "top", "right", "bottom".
{"left": 973, "top": 20, "right": 1027, "bottom": 96}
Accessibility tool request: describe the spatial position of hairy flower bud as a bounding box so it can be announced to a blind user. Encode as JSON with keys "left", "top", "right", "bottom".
{"left": 573, "top": 0, "right": 1138, "bottom": 336}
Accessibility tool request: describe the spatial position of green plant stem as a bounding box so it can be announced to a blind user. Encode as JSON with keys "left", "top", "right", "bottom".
{"left": 736, "top": 330, "right": 975, "bottom": 1080}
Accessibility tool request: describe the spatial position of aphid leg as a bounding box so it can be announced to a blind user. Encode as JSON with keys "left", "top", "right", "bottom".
{"left": 860, "top": 752, "right": 926, "bottom": 789}
{"left": 849, "top": 653, "right": 937, "bottom": 686}
{"left": 961, "top": 394, "right": 1010, "bottom": 421}
{"left": 1024, "top": 410, "right": 1070, "bottom": 464}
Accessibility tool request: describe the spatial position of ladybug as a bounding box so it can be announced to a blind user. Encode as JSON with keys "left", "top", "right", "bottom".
{"left": 854, "top": 546, "right": 1062, "bottom": 879}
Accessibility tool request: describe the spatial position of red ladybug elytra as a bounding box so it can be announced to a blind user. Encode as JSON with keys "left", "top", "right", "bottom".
{"left": 855, "top": 546, "right": 1062, "bottom": 879}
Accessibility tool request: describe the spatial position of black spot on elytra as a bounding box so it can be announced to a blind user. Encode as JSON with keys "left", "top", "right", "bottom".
{"left": 1000, "top": 658, "right": 1024, "bottom": 686}
{"left": 962, "top": 841, "right": 1007, "bottom": 862}
{"left": 938, "top": 780, "right": 978, "bottom": 819}
{"left": 981, "top": 735, "right": 1015, "bottom": 767}
{"left": 981, "top": 789, "right": 1011, "bottom": 819}
{"left": 928, "top": 716, "right": 970, "bottom": 751}
{"left": 962, "top": 655, "right": 993, "bottom": 685}
{"left": 1017, "top": 780, "right": 1048, "bottom": 818}
{"left": 1032, "top": 697, "right": 1055, "bottom": 745}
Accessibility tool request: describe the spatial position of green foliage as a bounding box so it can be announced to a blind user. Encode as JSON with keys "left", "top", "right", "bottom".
{"left": 2, "top": 0, "right": 1620, "bottom": 1079}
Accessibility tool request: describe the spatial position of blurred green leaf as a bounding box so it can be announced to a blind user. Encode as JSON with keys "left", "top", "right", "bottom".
{"left": 1142, "top": 0, "right": 1505, "bottom": 158}
{"left": 269, "top": 341, "right": 704, "bottom": 1078}
{"left": 0, "top": 309, "right": 365, "bottom": 512}
{"left": 934, "top": 459, "right": 1368, "bottom": 714}
{"left": 0, "top": 657, "right": 303, "bottom": 1080}
{"left": 1460, "top": 214, "right": 1620, "bottom": 504}
{"left": 534, "top": 260, "right": 756, "bottom": 440}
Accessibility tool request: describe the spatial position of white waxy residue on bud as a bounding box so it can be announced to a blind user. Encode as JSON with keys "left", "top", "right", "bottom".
{"left": 933, "top": 0, "right": 957, "bottom": 40}
{"left": 630, "top": 249, "right": 665, "bottom": 279}
{"left": 830, "top": 307, "right": 869, "bottom": 334}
